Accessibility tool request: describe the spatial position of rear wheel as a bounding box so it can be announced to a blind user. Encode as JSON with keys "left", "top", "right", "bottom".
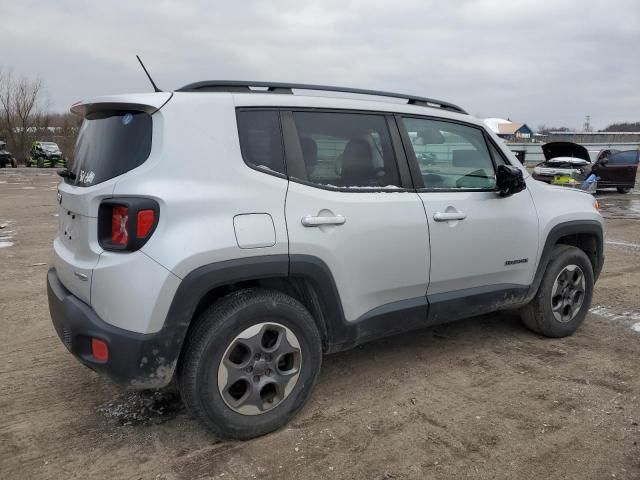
{"left": 520, "top": 245, "right": 594, "bottom": 337}
{"left": 617, "top": 187, "right": 631, "bottom": 194}
{"left": 178, "top": 288, "right": 322, "bottom": 439}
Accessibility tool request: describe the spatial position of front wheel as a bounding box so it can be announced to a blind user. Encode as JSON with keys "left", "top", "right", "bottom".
{"left": 617, "top": 187, "right": 632, "bottom": 194}
{"left": 520, "top": 245, "right": 594, "bottom": 337}
{"left": 178, "top": 288, "right": 322, "bottom": 439}
{"left": 11, "top": 158, "right": 17, "bottom": 168}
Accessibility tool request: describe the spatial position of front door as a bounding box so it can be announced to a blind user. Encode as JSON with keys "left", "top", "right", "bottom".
{"left": 283, "top": 110, "right": 430, "bottom": 324}
{"left": 598, "top": 150, "right": 639, "bottom": 188}
{"left": 397, "top": 116, "right": 539, "bottom": 321}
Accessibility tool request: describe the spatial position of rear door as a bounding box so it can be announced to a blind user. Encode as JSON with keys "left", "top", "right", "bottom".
{"left": 598, "top": 150, "right": 639, "bottom": 188}
{"left": 282, "top": 110, "right": 430, "bottom": 324}
{"left": 397, "top": 115, "right": 539, "bottom": 321}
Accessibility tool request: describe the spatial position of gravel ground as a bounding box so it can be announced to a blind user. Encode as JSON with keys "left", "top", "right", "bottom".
{"left": 1, "top": 169, "right": 639, "bottom": 480}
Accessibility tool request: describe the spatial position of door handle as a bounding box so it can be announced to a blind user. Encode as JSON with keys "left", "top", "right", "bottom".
{"left": 433, "top": 211, "right": 467, "bottom": 222}
{"left": 301, "top": 215, "right": 346, "bottom": 227}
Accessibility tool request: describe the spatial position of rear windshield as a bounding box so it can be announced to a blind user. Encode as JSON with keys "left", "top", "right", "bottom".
{"left": 66, "top": 111, "right": 152, "bottom": 186}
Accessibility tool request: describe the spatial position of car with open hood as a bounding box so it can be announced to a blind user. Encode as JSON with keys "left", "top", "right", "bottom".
{"left": 532, "top": 141, "right": 638, "bottom": 193}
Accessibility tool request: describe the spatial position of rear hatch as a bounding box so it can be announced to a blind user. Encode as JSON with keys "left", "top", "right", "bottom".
{"left": 54, "top": 93, "right": 171, "bottom": 303}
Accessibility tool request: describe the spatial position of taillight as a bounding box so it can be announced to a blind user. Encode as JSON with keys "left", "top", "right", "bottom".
{"left": 98, "top": 198, "right": 159, "bottom": 251}
{"left": 137, "top": 210, "right": 155, "bottom": 238}
{"left": 111, "top": 206, "right": 129, "bottom": 245}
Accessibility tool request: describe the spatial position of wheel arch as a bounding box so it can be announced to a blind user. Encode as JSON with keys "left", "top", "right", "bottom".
{"left": 165, "top": 255, "right": 346, "bottom": 365}
{"left": 527, "top": 220, "right": 604, "bottom": 302}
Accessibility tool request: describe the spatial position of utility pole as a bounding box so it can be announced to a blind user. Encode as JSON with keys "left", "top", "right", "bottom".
{"left": 583, "top": 115, "right": 592, "bottom": 132}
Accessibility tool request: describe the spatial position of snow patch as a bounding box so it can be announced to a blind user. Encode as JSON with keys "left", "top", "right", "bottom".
{"left": 606, "top": 239, "right": 640, "bottom": 250}
{"left": 590, "top": 305, "right": 640, "bottom": 334}
{"left": 589, "top": 305, "right": 640, "bottom": 322}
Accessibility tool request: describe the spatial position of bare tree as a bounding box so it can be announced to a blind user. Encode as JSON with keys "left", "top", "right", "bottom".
{"left": 0, "top": 69, "right": 49, "bottom": 163}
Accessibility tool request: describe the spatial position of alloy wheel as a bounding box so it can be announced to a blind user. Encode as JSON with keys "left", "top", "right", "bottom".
{"left": 551, "top": 264, "right": 586, "bottom": 323}
{"left": 217, "top": 322, "right": 302, "bottom": 415}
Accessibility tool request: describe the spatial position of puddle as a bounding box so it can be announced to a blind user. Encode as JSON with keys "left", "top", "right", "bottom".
{"left": 0, "top": 240, "right": 14, "bottom": 248}
{"left": 590, "top": 305, "right": 640, "bottom": 333}
{"left": 96, "top": 389, "right": 185, "bottom": 426}
{"left": 597, "top": 195, "right": 640, "bottom": 220}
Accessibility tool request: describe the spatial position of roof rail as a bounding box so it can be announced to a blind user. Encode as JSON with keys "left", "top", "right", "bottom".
{"left": 176, "top": 81, "right": 467, "bottom": 114}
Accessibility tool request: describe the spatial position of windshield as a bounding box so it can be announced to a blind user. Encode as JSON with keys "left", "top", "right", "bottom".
{"left": 66, "top": 111, "right": 152, "bottom": 186}
{"left": 40, "top": 143, "right": 60, "bottom": 152}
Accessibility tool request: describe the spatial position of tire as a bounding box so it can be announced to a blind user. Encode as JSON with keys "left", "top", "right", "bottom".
{"left": 11, "top": 158, "right": 17, "bottom": 168}
{"left": 617, "top": 187, "right": 631, "bottom": 194}
{"left": 520, "top": 245, "right": 594, "bottom": 337}
{"left": 178, "top": 288, "right": 322, "bottom": 439}
{"left": 37, "top": 158, "right": 44, "bottom": 168}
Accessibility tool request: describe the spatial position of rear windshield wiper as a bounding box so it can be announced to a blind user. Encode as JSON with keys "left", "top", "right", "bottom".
{"left": 57, "top": 169, "right": 76, "bottom": 180}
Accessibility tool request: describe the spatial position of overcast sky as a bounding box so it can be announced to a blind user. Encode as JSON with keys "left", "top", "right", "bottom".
{"left": 2, "top": 0, "right": 638, "bottom": 129}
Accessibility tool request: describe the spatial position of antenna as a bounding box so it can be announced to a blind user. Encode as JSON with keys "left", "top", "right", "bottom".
{"left": 136, "top": 55, "right": 162, "bottom": 92}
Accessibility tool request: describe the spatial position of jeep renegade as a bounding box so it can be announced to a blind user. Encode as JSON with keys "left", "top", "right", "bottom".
{"left": 48, "top": 82, "right": 604, "bottom": 439}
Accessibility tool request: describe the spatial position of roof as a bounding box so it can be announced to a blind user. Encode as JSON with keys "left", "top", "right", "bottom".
{"left": 484, "top": 118, "right": 529, "bottom": 135}
{"left": 72, "top": 90, "right": 478, "bottom": 126}
{"left": 229, "top": 91, "right": 478, "bottom": 125}
{"left": 497, "top": 122, "right": 525, "bottom": 135}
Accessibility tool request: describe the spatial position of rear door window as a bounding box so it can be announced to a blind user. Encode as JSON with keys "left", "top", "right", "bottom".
{"left": 291, "top": 111, "right": 400, "bottom": 188}
{"left": 68, "top": 111, "right": 152, "bottom": 187}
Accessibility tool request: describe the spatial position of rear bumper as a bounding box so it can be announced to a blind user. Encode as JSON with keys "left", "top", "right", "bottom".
{"left": 47, "top": 268, "right": 178, "bottom": 388}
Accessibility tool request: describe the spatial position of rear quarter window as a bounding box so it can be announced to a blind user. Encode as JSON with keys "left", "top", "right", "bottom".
{"left": 237, "top": 110, "right": 286, "bottom": 176}
{"left": 68, "top": 111, "right": 152, "bottom": 187}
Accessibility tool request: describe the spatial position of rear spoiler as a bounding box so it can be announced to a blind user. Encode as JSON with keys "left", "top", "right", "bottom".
{"left": 70, "top": 92, "right": 173, "bottom": 118}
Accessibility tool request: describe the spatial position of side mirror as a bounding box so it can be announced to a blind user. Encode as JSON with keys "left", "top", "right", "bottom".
{"left": 496, "top": 164, "right": 526, "bottom": 197}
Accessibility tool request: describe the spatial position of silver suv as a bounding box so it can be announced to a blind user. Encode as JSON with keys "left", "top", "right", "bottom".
{"left": 48, "top": 82, "right": 604, "bottom": 439}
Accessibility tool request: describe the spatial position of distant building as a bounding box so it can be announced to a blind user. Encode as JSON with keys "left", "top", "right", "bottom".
{"left": 484, "top": 118, "right": 534, "bottom": 141}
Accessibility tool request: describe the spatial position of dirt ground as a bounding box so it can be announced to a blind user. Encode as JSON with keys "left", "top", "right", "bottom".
{"left": 1, "top": 169, "right": 639, "bottom": 480}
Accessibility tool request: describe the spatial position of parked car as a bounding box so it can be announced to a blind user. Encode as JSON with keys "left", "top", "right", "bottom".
{"left": 0, "top": 141, "right": 17, "bottom": 168}
{"left": 532, "top": 141, "right": 638, "bottom": 193}
{"left": 28, "top": 141, "right": 66, "bottom": 168}
{"left": 594, "top": 149, "right": 639, "bottom": 193}
{"left": 48, "top": 82, "right": 604, "bottom": 439}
